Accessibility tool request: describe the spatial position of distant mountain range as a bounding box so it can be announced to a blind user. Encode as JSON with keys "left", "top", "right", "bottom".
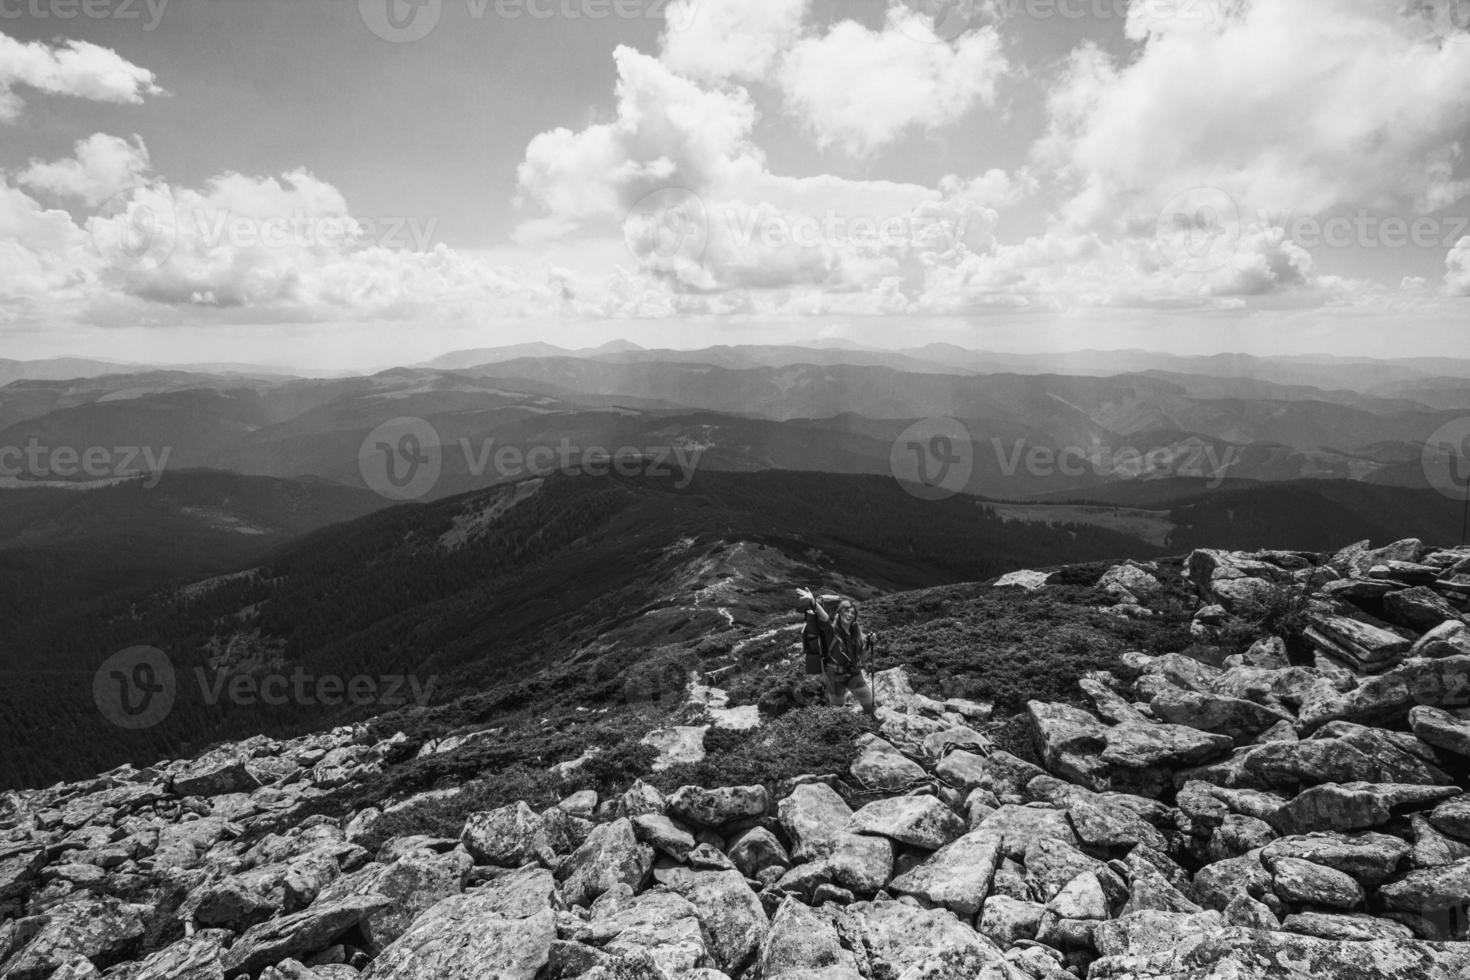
{"left": 3, "top": 342, "right": 1469, "bottom": 786}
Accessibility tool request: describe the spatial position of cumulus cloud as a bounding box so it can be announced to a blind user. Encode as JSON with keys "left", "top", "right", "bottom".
{"left": 514, "top": 45, "right": 1016, "bottom": 301}
{"left": 1448, "top": 237, "right": 1470, "bottom": 296}
{"left": 778, "top": 9, "right": 1007, "bottom": 155}
{"left": 659, "top": 0, "right": 808, "bottom": 83}
{"left": 19, "top": 133, "right": 152, "bottom": 206}
{"left": 1038, "top": 0, "right": 1470, "bottom": 232}
{"left": 0, "top": 33, "right": 163, "bottom": 122}
{"left": 0, "top": 142, "right": 574, "bottom": 326}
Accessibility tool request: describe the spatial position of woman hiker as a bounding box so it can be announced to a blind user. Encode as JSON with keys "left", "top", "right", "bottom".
{"left": 797, "top": 587, "right": 877, "bottom": 718}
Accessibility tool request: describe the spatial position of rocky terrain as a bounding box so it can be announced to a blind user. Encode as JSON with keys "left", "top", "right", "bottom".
{"left": 5, "top": 539, "right": 1470, "bottom": 978}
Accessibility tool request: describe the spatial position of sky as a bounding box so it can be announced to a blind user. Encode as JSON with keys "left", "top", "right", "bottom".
{"left": 0, "top": 0, "right": 1468, "bottom": 370}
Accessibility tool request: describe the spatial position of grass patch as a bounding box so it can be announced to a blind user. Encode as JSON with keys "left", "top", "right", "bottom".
{"left": 650, "top": 707, "right": 870, "bottom": 791}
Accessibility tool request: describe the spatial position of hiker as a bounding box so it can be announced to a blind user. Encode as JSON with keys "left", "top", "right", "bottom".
{"left": 796, "top": 588, "right": 877, "bottom": 717}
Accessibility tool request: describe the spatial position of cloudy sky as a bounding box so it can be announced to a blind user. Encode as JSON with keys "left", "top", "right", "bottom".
{"left": 1, "top": 0, "right": 1468, "bottom": 369}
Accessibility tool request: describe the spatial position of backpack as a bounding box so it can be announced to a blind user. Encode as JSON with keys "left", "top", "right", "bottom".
{"left": 802, "top": 610, "right": 825, "bottom": 675}
{"left": 825, "top": 620, "right": 868, "bottom": 677}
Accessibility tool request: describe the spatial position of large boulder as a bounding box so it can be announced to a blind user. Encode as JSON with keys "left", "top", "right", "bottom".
{"left": 361, "top": 866, "right": 554, "bottom": 980}
{"left": 727, "top": 827, "right": 789, "bottom": 879}
{"left": 1303, "top": 613, "right": 1412, "bottom": 673}
{"left": 1192, "top": 853, "right": 1274, "bottom": 912}
{"left": 123, "top": 936, "right": 227, "bottom": 980}
{"left": 667, "top": 785, "right": 768, "bottom": 828}
{"left": 1302, "top": 656, "right": 1470, "bottom": 730}
{"left": 630, "top": 813, "right": 696, "bottom": 863}
{"left": 587, "top": 888, "right": 710, "bottom": 977}
{"left": 225, "top": 893, "right": 394, "bottom": 976}
{"left": 849, "top": 735, "right": 927, "bottom": 793}
{"left": 460, "top": 802, "right": 554, "bottom": 867}
{"left": 1090, "top": 926, "right": 1470, "bottom": 980}
{"left": 1384, "top": 588, "right": 1464, "bottom": 632}
{"left": 1429, "top": 795, "right": 1470, "bottom": 840}
{"left": 1410, "top": 706, "right": 1470, "bottom": 757}
{"left": 1268, "top": 857, "right": 1363, "bottom": 910}
{"left": 1149, "top": 687, "right": 1293, "bottom": 743}
{"left": 847, "top": 795, "right": 966, "bottom": 850}
{"left": 1271, "top": 782, "right": 1460, "bottom": 836}
{"left": 0, "top": 897, "right": 145, "bottom": 980}
{"left": 973, "top": 804, "right": 1080, "bottom": 859}
{"left": 1189, "top": 725, "right": 1451, "bottom": 793}
{"left": 1094, "top": 909, "right": 1225, "bottom": 962}
{"left": 1379, "top": 859, "right": 1470, "bottom": 920}
{"left": 838, "top": 900, "right": 1011, "bottom": 978}
{"left": 651, "top": 866, "right": 767, "bottom": 975}
{"left": 556, "top": 819, "right": 653, "bottom": 907}
{"left": 0, "top": 847, "right": 44, "bottom": 902}
{"left": 888, "top": 829, "right": 1003, "bottom": 916}
{"left": 1262, "top": 832, "right": 1411, "bottom": 887}
{"left": 1411, "top": 621, "right": 1470, "bottom": 659}
{"left": 315, "top": 849, "right": 470, "bottom": 946}
{"left": 1283, "top": 912, "right": 1416, "bottom": 942}
{"left": 1027, "top": 701, "right": 1232, "bottom": 796}
{"left": 172, "top": 755, "right": 261, "bottom": 798}
{"left": 777, "top": 783, "right": 852, "bottom": 862}
{"left": 758, "top": 899, "right": 859, "bottom": 980}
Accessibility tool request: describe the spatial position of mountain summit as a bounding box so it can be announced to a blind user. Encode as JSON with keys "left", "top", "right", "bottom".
{"left": 4, "top": 538, "right": 1470, "bottom": 978}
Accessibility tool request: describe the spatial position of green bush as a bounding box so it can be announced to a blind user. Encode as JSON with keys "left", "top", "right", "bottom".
{"left": 651, "top": 707, "right": 868, "bottom": 791}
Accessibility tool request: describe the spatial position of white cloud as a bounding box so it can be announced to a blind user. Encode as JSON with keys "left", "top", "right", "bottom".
{"left": 778, "top": 9, "right": 1007, "bottom": 156}
{"left": 1037, "top": 0, "right": 1470, "bottom": 233}
{"left": 19, "top": 133, "right": 152, "bottom": 206}
{"left": 0, "top": 33, "right": 162, "bottom": 123}
{"left": 659, "top": 0, "right": 809, "bottom": 83}
{"left": 516, "top": 46, "right": 762, "bottom": 235}
{"left": 0, "top": 145, "right": 575, "bottom": 327}
{"left": 1448, "top": 237, "right": 1470, "bottom": 296}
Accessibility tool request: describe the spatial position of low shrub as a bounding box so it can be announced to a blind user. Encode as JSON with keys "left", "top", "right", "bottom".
{"left": 650, "top": 706, "right": 868, "bottom": 791}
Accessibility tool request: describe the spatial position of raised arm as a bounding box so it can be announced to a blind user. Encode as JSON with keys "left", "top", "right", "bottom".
{"left": 796, "top": 587, "right": 830, "bottom": 623}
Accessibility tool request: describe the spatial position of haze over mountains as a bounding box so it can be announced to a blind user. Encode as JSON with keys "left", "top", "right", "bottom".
{"left": 3, "top": 342, "right": 1469, "bottom": 786}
